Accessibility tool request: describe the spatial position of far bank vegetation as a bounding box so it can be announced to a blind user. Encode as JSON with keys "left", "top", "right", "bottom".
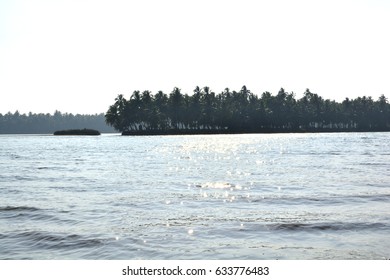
{"left": 105, "top": 86, "right": 390, "bottom": 134}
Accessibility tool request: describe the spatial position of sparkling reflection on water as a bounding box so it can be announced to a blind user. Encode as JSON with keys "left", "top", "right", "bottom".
{"left": 0, "top": 133, "right": 389, "bottom": 259}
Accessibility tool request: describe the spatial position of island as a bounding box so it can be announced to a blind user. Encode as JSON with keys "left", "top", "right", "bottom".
{"left": 53, "top": 128, "right": 101, "bottom": 135}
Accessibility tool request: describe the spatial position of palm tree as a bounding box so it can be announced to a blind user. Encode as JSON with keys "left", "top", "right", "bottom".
{"left": 140, "top": 90, "right": 153, "bottom": 130}
{"left": 201, "top": 86, "right": 217, "bottom": 129}
{"left": 168, "top": 87, "right": 184, "bottom": 129}
{"left": 189, "top": 86, "right": 202, "bottom": 130}
{"left": 153, "top": 90, "right": 169, "bottom": 130}
{"left": 105, "top": 94, "right": 127, "bottom": 131}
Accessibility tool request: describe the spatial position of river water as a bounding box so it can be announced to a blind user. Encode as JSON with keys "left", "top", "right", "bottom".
{"left": 0, "top": 132, "right": 389, "bottom": 259}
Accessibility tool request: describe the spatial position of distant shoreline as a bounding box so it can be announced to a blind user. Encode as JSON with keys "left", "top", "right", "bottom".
{"left": 121, "top": 128, "right": 390, "bottom": 136}
{"left": 0, "top": 111, "right": 115, "bottom": 134}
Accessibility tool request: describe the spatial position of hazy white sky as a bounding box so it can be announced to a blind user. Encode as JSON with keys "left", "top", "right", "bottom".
{"left": 0, "top": 0, "right": 389, "bottom": 114}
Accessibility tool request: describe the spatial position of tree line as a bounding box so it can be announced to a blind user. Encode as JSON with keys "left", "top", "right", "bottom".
{"left": 0, "top": 111, "right": 115, "bottom": 134}
{"left": 105, "top": 86, "right": 390, "bottom": 134}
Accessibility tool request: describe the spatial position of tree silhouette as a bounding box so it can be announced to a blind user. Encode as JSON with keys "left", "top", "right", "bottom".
{"left": 103, "top": 86, "right": 390, "bottom": 135}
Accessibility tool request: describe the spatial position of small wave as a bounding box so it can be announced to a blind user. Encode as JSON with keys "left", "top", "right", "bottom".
{"left": 268, "top": 222, "right": 388, "bottom": 232}
{"left": 359, "top": 162, "right": 389, "bottom": 166}
{"left": 0, "top": 206, "right": 41, "bottom": 212}
{"left": 353, "top": 193, "right": 390, "bottom": 202}
{"left": 196, "top": 182, "right": 242, "bottom": 190}
{"left": 3, "top": 231, "right": 105, "bottom": 250}
{"left": 13, "top": 175, "right": 35, "bottom": 181}
{"left": 250, "top": 193, "right": 390, "bottom": 205}
{"left": 0, "top": 206, "right": 71, "bottom": 223}
{"left": 250, "top": 196, "right": 343, "bottom": 205}
{"left": 37, "top": 167, "right": 50, "bottom": 170}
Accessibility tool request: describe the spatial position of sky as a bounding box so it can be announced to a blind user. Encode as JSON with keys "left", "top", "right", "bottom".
{"left": 0, "top": 0, "right": 389, "bottom": 114}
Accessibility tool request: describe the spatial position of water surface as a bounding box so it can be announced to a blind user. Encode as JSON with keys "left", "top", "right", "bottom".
{"left": 0, "top": 133, "right": 389, "bottom": 259}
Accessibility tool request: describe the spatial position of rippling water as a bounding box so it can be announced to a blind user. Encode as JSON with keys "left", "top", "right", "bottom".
{"left": 1, "top": 133, "right": 389, "bottom": 259}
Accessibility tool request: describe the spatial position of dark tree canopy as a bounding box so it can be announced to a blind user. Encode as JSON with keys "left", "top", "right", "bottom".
{"left": 105, "top": 86, "right": 390, "bottom": 134}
